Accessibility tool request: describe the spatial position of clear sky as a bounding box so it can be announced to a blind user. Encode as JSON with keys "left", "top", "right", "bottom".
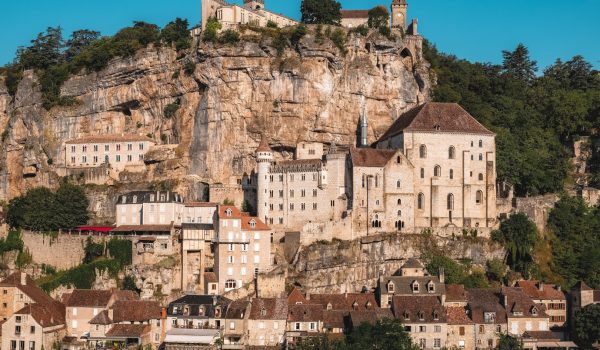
{"left": 1, "top": 0, "right": 599, "bottom": 70}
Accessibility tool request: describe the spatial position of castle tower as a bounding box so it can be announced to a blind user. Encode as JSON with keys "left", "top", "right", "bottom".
{"left": 391, "top": 0, "right": 408, "bottom": 29}
{"left": 255, "top": 134, "right": 273, "bottom": 222}
{"left": 244, "top": 0, "right": 265, "bottom": 10}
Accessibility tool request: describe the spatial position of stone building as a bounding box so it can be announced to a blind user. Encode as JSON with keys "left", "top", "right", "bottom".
{"left": 115, "top": 191, "right": 185, "bottom": 226}
{"left": 214, "top": 205, "right": 273, "bottom": 294}
{"left": 246, "top": 298, "right": 287, "bottom": 347}
{"left": 446, "top": 306, "right": 475, "bottom": 350}
{"left": 466, "top": 289, "right": 507, "bottom": 349}
{"left": 64, "top": 134, "right": 154, "bottom": 172}
{"left": 568, "top": 281, "right": 599, "bottom": 334}
{"left": 391, "top": 295, "right": 448, "bottom": 350}
{"left": 285, "top": 303, "right": 324, "bottom": 348}
{"left": 340, "top": 10, "right": 370, "bottom": 28}
{"left": 166, "top": 295, "right": 230, "bottom": 332}
{"left": 0, "top": 272, "right": 56, "bottom": 322}
{"left": 515, "top": 280, "right": 566, "bottom": 333}
{"left": 502, "top": 286, "right": 550, "bottom": 336}
{"left": 201, "top": 0, "right": 297, "bottom": 31}
{"left": 1, "top": 301, "right": 66, "bottom": 350}
{"left": 222, "top": 299, "right": 250, "bottom": 349}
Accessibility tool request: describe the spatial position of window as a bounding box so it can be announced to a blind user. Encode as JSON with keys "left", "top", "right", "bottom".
{"left": 419, "top": 339, "right": 426, "bottom": 348}
{"left": 127, "top": 154, "right": 132, "bottom": 162}
{"left": 301, "top": 189, "right": 306, "bottom": 197}
{"left": 459, "top": 326, "right": 465, "bottom": 336}
{"left": 417, "top": 193, "right": 425, "bottom": 210}
{"left": 479, "top": 325, "right": 485, "bottom": 333}
{"left": 105, "top": 144, "right": 109, "bottom": 151}
{"left": 72, "top": 308, "right": 78, "bottom": 316}
{"left": 241, "top": 267, "right": 247, "bottom": 275}
{"left": 127, "top": 143, "right": 133, "bottom": 151}
{"left": 479, "top": 153, "right": 483, "bottom": 161}
{"left": 290, "top": 203, "right": 294, "bottom": 211}
{"left": 82, "top": 145, "right": 87, "bottom": 152}
{"left": 419, "top": 145, "right": 427, "bottom": 158}
{"left": 387, "top": 282, "right": 395, "bottom": 292}
{"left": 397, "top": 180, "right": 401, "bottom": 188}
{"left": 434, "top": 165, "right": 441, "bottom": 177}
{"left": 116, "top": 155, "right": 121, "bottom": 162}
{"left": 313, "top": 203, "right": 317, "bottom": 210}
{"left": 412, "top": 281, "right": 419, "bottom": 293}
{"left": 228, "top": 244, "right": 234, "bottom": 252}
{"left": 11, "top": 341, "right": 16, "bottom": 350}
{"left": 70, "top": 145, "right": 76, "bottom": 153}
{"left": 434, "top": 338, "right": 441, "bottom": 348}
{"left": 82, "top": 156, "right": 87, "bottom": 163}
{"left": 420, "top": 168, "right": 425, "bottom": 178}
{"left": 228, "top": 256, "right": 234, "bottom": 264}
{"left": 478, "top": 173, "right": 484, "bottom": 181}
{"left": 295, "top": 322, "right": 301, "bottom": 330}
{"left": 397, "top": 199, "right": 402, "bottom": 205}
{"left": 15, "top": 325, "right": 21, "bottom": 335}
{"left": 139, "top": 143, "right": 144, "bottom": 150}
{"left": 450, "top": 169, "right": 454, "bottom": 179}
{"left": 269, "top": 190, "right": 274, "bottom": 198}
{"left": 447, "top": 193, "right": 454, "bottom": 210}
{"left": 313, "top": 189, "right": 317, "bottom": 197}
{"left": 72, "top": 320, "right": 78, "bottom": 329}
{"left": 254, "top": 243, "right": 260, "bottom": 252}
{"left": 396, "top": 156, "right": 401, "bottom": 164}
{"left": 241, "top": 255, "right": 247, "bottom": 263}
{"left": 479, "top": 140, "right": 483, "bottom": 147}
{"left": 310, "top": 322, "right": 316, "bottom": 331}
{"left": 30, "top": 326, "right": 35, "bottom": 333}
{"left": 225, "top": 280, "right": 236, "bottom": 289}
{"left": 449, "top": 146, "right": 456, "bottom": 159}
{"left": 254, "top": 255, "right": 260, "bottom": 264}
{"left": 434, "top": 325, "right": 441, "bottom": 332}
{"left": 476, "top": 190, "right": 483, "bottom": 204}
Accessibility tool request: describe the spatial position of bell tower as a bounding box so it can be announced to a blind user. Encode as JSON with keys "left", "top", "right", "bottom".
{"left": 391, "top": 0, "right": 408, "bottom": 29}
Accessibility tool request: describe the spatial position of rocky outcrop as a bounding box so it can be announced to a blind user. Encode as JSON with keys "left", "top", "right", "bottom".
{"left": 0, "top": 28, "right": 430, "bottom": 215}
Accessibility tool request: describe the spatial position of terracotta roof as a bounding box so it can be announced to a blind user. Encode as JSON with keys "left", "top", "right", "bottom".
{"left": 185, "top": 202, "right": 218, "bottom": 208}
{"left": 379, "top": 276, "right": 445, "bottom": 296}
{"left": 446, "top": 284, "right": 468, "bottom": 302}
{"left": 113, "top": 289, "right": 139, "bottom": 301}
{"left": 111, "top": 300, "right": 162, "bottom": 322}
{"left": 0, "top": 272, "right": 54, "bottom": 305}
{"left": 90, "top": 310, "right": 112, "bottom": 325}
{"left": 349, "top": 309, "right": 394, "bottom": 327}
{"left": 341, "top": 10, "right": 369, "bottom": 19}
{"left": 502, "top": 287, "right": 548, "bottom": 318}
{"left": 515, "top": 281, "right": 566, "bottom": 301}
{"left": 204, "top": 272, "right": 217, "bottom": 283}
{"left": 15, "top": 302, "right": 65, "bottom": 328}
{"left": 288, "top": 287, "right": 308, "bottom": 305}
{"left": 64, "top": 289, "right": 137, "bottom": 307}
{"left": 307, "top": 293, "right": 377, "bottom": 311}
{"left": 256, "top": 134, "right": 272, "bottom": 153}
{"left": 467, "top": 288, "right": 507, "bottom": 324}
{"left": 65, "top": 134, "right": 154, "bottom": 145}
{"left": 241, "top": 216, "right": 270, "bottom": 231}
{"left": 571, "top": 281, "right": 592, "bottom": 291}
{"left": 322, "top": 310, "right": 346, "bottom": 329}
{"left": 522, "top": 331, "right": 560, "bottom": 341}
{"left": 105, "top": 324, "right": 150, "bottom": 338}
{"left": 112, "top": 224, "right": 173, "bottom": 233}
{"left": 288, "top": 304, "right": 323, "bottom": 322}
{"left": 392, "top": 296, "right": 446, "bottom": 323}
{"left": 218, "top": 205, "right": 243, "bottom": 219}
{"left": 249, "top": 298, "right": 288, "bottom": 320}
{"left": 447, "top": 306, "right": 473, "bottom": 325}
{"left": 379, "top": 103, "right": 494, "bottom": 141}
{"left": 350, "top": 148, "right": 398, "bottom": 167}
{"left": 226, "top": 299, "right": 250, "bottom": 320}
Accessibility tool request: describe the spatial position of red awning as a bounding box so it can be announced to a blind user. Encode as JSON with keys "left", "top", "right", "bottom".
{"left": 76, "top": 226, "right": 115, "bottom": 232}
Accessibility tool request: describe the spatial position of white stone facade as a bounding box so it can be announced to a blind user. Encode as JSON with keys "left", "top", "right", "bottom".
{"left": 201, "top": 0, "right": 298, "bottom": 31}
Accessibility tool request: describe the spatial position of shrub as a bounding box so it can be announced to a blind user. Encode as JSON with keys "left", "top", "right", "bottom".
{"left": 84, "top": 237, "right": 104, "bottom": 263}
{"left": 183, "top": 62, "right": 196, "bottom": 76}
{"left": 107, "top": 238, "right": 132, "bottom": 266}
{"left": 161, "top": 18, "right": 191, "bottom": 51}
{"left": 378, "top": 26, "right": 393, "bottom": 39}
{"left": 267, "top": 20, "right": 278, "bottom": 29}
{"left": 351, "top": 24, "right": 369, "bottom": 37}
{"left": 329, "top": 28, "right": 347, "bottom": 55}
{"left": 164, "top": 99, "right": 181, "bottom": 119}
{"left": 203, "top": 17, "right": 222, "bottom": 42}
{"left": 368, "top": 6, "right": 389, "bottom": 29}
{"left": 219, "top": 29, "right": 240, "bottom": 44}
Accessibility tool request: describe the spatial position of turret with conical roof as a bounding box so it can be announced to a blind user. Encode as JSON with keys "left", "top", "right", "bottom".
{"left": 256, "top": 134, "right": 273, "bottom": 222}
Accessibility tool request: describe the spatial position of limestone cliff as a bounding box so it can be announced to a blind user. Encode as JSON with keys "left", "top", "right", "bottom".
{"left": 0, "top": 28, "right": 430, "bottom": 220}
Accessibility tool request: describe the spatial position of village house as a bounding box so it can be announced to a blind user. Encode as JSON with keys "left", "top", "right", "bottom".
{"left": 246, "top": 298, "right": 287, "bottom": 347}
{"left": 115, "top": 191, "right": 185, "bottom": 226}
{"left": 392, "top": 295, "right": 448, "bottom": 350}
{"left": 516, "top": 280, "right": 567, "bottom": 334}
{"left": 214, "top": 205, "right": 273, "bottom": 294}
{"left": 64, "top": 134, "right": 155, "bottom": 172}
{"left": 285, "top": 303, "right": 324, "bottom": 348}
{"left": 1, "top": 301, "right": 66, "bottom": 350}
{"left": 467, "top": 288, "right": 507, "bottom": 349}
{"left": 446, "top": 306, "right": 475, "bottom": 350}
{"left": 166, "top": 294, "right": 230, "bottom": 331}
{"left": 0, "top": 272, "right": 56, "bottom": 322}
{"left": 502, "top": 286, "right": 550, "bottom": 337}
{"left": 222, "top": 299, "right": 250, "bottom": 349}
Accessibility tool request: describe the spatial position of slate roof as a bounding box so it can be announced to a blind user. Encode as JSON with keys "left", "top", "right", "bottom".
{"left": 65, "top": 134, "right": 154, "bottom": 145}
{"left": 379, "top": 276, "right": 445, "bottom": 296}
{"left": 105, "top": 324, "right": 150, "bottom": 338}
{"left": 379, "top": 102, "right": 494, "bottom": 141}
{"left": 185, "top": 202, "right": 218, "bottom": 208}
{"left": 271, "top": 159, "right": 323, "bottom": 173}
{"left": 249, "top": 298, "right": 288, "bottom": 320}
{"left": 307, "top": 293, "right": 377, "bottom": 311}
{"left": 168, "top": 295, "right": 231, "bottom": 318}
{"left": 446, "top": 306, "right": 473, "bottom": 325}
{"left": 502, "top": 287, "right": 548, "bottom": 318}
{"left": 322, "top": 310, "right": 346, "bottom": 329}
{"left": 288, "top": 304, "right": 323, "bottom": 322}
{"left": 392, "top": 296, "right": 446, "bottom": 323}
{"left": 349, "top": 309, "right": 394, "bottom": 328}
{"left": 225, "top": 299, "right": 250, "bottom": 320}
{"left": 350, "top": 148, "right": 398, "bottom": 168}
{"left": 116, "top": 191, "right": 183, "bottom": 204}
{"left": 15, "top": 302, "right": 65, "bottom": 328}
{"left": 256, "top": 134, "right": 272, "bottom": 153}
{"left": 341, "top": 10, "right": 369, "bottom": 19}
{"left": 467, "top": 288, "right": 507, "bottom": 324}
{"left": 446, "top": 284, "right": 468, "bottom": 302}
{"left": 515, "top": 281, "right": 566, "bottom": 301}
{"left": 111, "top": 300, "right": 162, "bottom": 322}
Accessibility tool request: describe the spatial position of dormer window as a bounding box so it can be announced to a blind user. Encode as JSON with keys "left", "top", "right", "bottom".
{"left": 121, "top": 196, "right": 126, "bottom": 204}
{"left": 150, "top": 194, "right": 155, "bottom": 202}
{"left": 427, "top": 281, "right": 435, "bottom": 293}
{"left": 160, "top": 194, "right": 166, "bottom": 201}
{"left": 412, "top": 281, "right": 420, "bottom": 293}
{"left": 250, "top": 219, "right": 256, "bottom": 228}
{"left": 132, "top": 195, "right": 137, "bottom": 203}
{"left": 199, "top": 307, "right": 205, "bottom": 316}
{"left": 352, "top": 301, "right": 359, "bottom": 310}
{"left": 434, "top": 124, "right": 441, "bottom": 131}
{"left": 260, "top": 308, "right": 267, "bottom": 316}
{"left": 387, "top": 281, "right": 395, "bottom": 293}
{"left": 366, "top": 301, "right": 372, "bottom": 308}
{"left": 531, "top": 307, "right": 538, "bottom": 316}
{"left": 418, "top": 311, "right": 425, "bottom": 321}
{"left": 433, "top": 311, "right": 439, "bottom": 320}
{"left": 226, "top": 208, "right": 233, "bottom": 217}
{"left": 484, "top": 312, "right": 496, "bottom": 323}
{"left": 327, "top": 303, "right": 333, "bottom": 310}
{"left": 403, "top": 311, "right": 410, "bottom": 320}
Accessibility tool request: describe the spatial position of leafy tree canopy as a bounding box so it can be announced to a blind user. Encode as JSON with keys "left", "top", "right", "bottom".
{"left": 491, "top": 213, "right": 538, "bottom": 277}
{"left": 368, "top": 6, "right": 389, "bottom": 29}
{"left": 301, "top": 0, "right": 342, "bottom": 25}
{"left": 574, "top": 304, "right": 600, "bottom": 349}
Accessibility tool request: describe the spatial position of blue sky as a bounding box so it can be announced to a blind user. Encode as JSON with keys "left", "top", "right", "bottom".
{"left": 1, "top": 0, "right": 599, "bottom": 69}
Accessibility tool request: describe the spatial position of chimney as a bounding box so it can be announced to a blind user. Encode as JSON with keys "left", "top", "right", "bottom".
{"left": 108, "top": 308, "right": 114, "bottom": 320}
{"left": 306, "top": 292, "right": 311, "bottom": 301}
{"left": 503, "top": 295, "right": 508, "bottom": 307}
{"left": 557, "top": 285, "right": 562, "bottom": 292}
{"left": 161, "top": 307, "right": 167, "bottom": 319}
{"left": 212, "top": 295, "right": 218, "bottom": 306}
{"left": 20, "top": 272, "right": 27, "bottom": 286}
{"left": 439, "top": 268, "right": 445, "bottom": 284}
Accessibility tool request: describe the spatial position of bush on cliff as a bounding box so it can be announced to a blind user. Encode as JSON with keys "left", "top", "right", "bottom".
{"left": 300, "top": 0, "right": 342, "bottom": 25}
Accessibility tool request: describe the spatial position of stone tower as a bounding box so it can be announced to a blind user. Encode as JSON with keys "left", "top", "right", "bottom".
{"left": 255, "top": 134, "right": 273, "bottom": 222}
{"left": 244, "top": 0, "right": 265, "bottom": 10}
{"left": 391, "top": 0, "right": 408, "bottom": 29}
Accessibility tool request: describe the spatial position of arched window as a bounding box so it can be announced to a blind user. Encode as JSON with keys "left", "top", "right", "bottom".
{"left": 397, "top": 180, "right": 401, "bottom": 188}
{"left": 449, "top": 146, "right": 456, "bottom": 159}
{"left": 478, "top": 173, "right": 484, "bottom": 181}
{"left": 479, "top": 140, "right": 483, "bottom": 148}
{"left": 397, "top": 210, "right": 402, "bottom": 217}
{"left": 225, "top": 279, "right": 236, "bottom": 289}
{"left": 434, "top": 165, "right": 441, "bottom": 177}
{"left": 419, "top": 145, "right": 427, "bottom": 158}
{"left": 420, "top": 168, "right": 425, "bottom": 179}
{"left": 417, "top": 193, "right": 425, "bottom": 210}
{"left": 449, "top": 169, "right": 454, "bottom": 179}
{"left": 447, "top": 193, "right": 454, "bottom": 210}
{"left": 397, "top": 199, "right": 402, "bottom": 205}
{"left": 479, "top": 154, "right": 483, "bottom": 161}
{"left": 362, "top": 174, "right": 365, "bottom": 188}
{"left": 476, "top": 190, "right": 483, "bottom": 204}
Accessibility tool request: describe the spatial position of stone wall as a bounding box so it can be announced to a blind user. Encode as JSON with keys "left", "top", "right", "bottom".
{"left": 21, "top": 232, "right": 105, "bottom": 269}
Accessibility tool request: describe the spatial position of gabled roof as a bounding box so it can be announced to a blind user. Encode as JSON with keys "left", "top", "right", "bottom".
{"left": 218, "top": 205, "right": 242, "bottom": 219}
{"left": 241, "top": 216, "right": 270, "bottom": 231}
{"left": 64, "top": 289, "right": 137, "bottom": 308}
{"left": 379, "top": 276, "right": 445, "bottom": 296}
{"left": 322, "top": 310, "right": 346, "bottom": 329}
{"left": 90, "top": 310, "right": 112, "bottom": 325}
{"left": 502, "top": 287, "right": 548, "bottom": 318}
{"left": 350, "top": 148, "right": 398, "bottom": 168}
{"left": 65, "top": 134, "right": 154, "bottom": 145}
{"left": 349, "top": 309, "right": 394, "bottom": 327}
{"left": 111, "top": 300, "right": 162, "bottom": 322}
{"left": 402, "top": 258, "right": 424, "bottom": 269}
{"left": 571, "top": 281, "right": 592, "bottom": 291}
{"left": 447, "top": 306, "right": 473, "bottom": 325}
{"left": 515, "top": 281, "right": 566, "bottom": 301}
{"left": 226, "top": 299, "right": 250, "bottom": 320}
{"left": 15, "top": 302, "right": 65, "bottom": 328}
{"left": 0, "top": 272, "right": 55, "bottom": 305}
{"left": 307, "top": 293, "right": 377, "bottom": 311}
{"left": 288, "top": 287, "right": 308, "bottom": 305}
{"left": 105, "top": 324, "right": 150, "bottom": 338}
{"left": 288, "top": 304, "right": 323, "bottom": 322}
{"left": 379, "top": 103, "right": 494, "bottom": 141}
{"left": 391, "top": 296, "right": 446, "bottom": 323}
{"left": 204, "top": 272, "right": 218, "bottom": 283}
{"left": 446, "top": 284, "right": 468, "bottom": 302}
{"left": 467, "top": 288, "right": 507, "bottom": 324}
{"left": 249, "top": 298, "right": 288, "bottom": 320}
{"left": 168, "top": 295, "right": 231, "bottom": 318}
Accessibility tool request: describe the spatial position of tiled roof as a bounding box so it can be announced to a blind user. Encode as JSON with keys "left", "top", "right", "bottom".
{"left": 0, "top": 272, "right": 55, "bottom": 304}
{"left": 226, "top": 299, "right": 250, "bottom": 320}
{"left": 241, "top": 216, "right": 270, "bottom": 231}
{"left": 256, "top": 134, "right": 272, "bottom": 153}
{"left": 446, "top": 284, "right": 468, "bottom": 302}
{"left": 379, "top": 276, "right": 445, "bottom": 296}
{"left": 502, "top": 287, "right": 548, "bottom": 318}
{"left": 90, "top": 310, "right": 112, "bottom": 325}
{"left": 249, "top": 298, "right": 288, "bottom": 320}
{"left": 349, "top": 309, "right": 394, "bottom": 327}
{"left": 522, "top": 331, "right": 560, "bottom": 341}
{"left": 402, "top": 258, "right": 424, "bottom": 269}
{"left": 307, "top": 293, "right": 377, "bottom": 311}
{"left": 340, "top": 10, "right": 369, "bottom": 19}
{"left": 112, "top": 224, "right": 173, "bottom": 233}
{"left": 204, "top": 272, "right": 218, "bottom": 283}
{"left": 116, "top": 191, "right": 183, "bottom": 204}
{"left": 322, "top": 310, "right": 346, "bottom": 329}
{"left": 447, "top": 306, "right": 473, "bottom": 325}
{"left": 466, "top": 288, "right": 507, "bottom": 324}
{"left": 65, "top": 134, "right": 154, "bottom": 145}
{"left": 350, "top": 148, "right": 398, "bottom": 167}
{"left": 218, "top": 205, "right": 243, "bottom": 219}
{"left": 111, "top": 300, "right": 162, "bottom": 322}
{"left": 15, "top": 302, "right": 65, "bottom": 328}
{"left": 288, "top": 304, "right": 323, "bottom": 322}
{"left": 392, "top": 296, "right": 446, "bottom": 323}
{"left": 572, "top": 281, "right": 592, "bottom": 291}
{"left": 64, "top": 290, "right": 113, "bottom": 307}
{"left": 185, "top": 202, "right": 218, "bottom": 208}
{"left": 288, "top": 287, "right": 308, "bottom": 305}
{"left": 515, "top": 281, "right": 565, "bottom": 301}
{"left": 379, "top": 103, "right": 494, "bottom": 141}
{"left": 105, "top": 324, "right": 150, "bottom": 338}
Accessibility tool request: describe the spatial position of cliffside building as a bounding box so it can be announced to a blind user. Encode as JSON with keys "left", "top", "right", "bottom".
{"left": 254, "top": 102, "right": 498, "bottom": 240}
{"left": 201, "top": 0, "right": 297, "bottom": 30}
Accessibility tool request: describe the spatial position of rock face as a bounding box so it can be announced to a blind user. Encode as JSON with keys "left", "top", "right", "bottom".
{"left": 0, "top": 28, "right": 431, "bottom": 214}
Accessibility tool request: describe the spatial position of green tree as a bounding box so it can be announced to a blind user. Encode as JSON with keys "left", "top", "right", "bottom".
{"left": 425, "top": 255, "right": 466, "bottom": 284}
{"left": 368, "top": 6, "right": 389, "bottom": 29}
{"left": 574, "top": 304, "right": 600, "bottom": 349}
{"left": 544, "top": 56, "right": 599, "bottom": 91}
{"left": 64, "top": 29, "right": 101, "bottom": 61}
{"left": 17, "top": 27, "right": 64, "bottom": 70}
{"left": 486, "top": 258, "right": 508, "bottom": 283}
{"left": 502, "top": 43, "right": 537, "bottom": 85}
{"left": 346, "top": 318, "right": 418, "bottom": 350}
{"left": 491, "top": 213, "right": 538, "bottom": 276}
{"left": 496, "top": 334, "right": 524, "bottom": 350}
{"left": 122, "top": 275, "right": 140, "bottom": 293}
{"left": 54, "top": 180, "right": 90, "bottom": 229}
{"left": 300, "top": 0, "right": 342, "bottom": 25}
{"left": 203, "top": 17, "right": 222, "bottom": 42}
{"left": 160, "top": 18, "right": 191, "bottom": 51}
